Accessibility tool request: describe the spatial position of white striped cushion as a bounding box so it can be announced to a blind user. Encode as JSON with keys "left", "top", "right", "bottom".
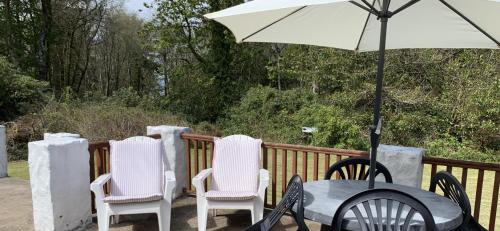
{"left": 211, "top": 135, "right": 261, "bottom": 195}
{"left": 107, "top": 137, "right": 163, "bottom": 203}
{"left": 205, "top": 191, "right": 257, "bottom": 201}
{"left": 103, "top": 194, "right": 163, "bottom": 204}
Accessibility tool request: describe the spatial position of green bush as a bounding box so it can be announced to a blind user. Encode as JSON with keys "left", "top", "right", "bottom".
{"left": 294, "top": 104, "right": 368, "bottom": 150}
{"left": 220, "top": 86, "right": 316, "bottom": 143}
{"left": 425, "top": 135, "right": 498, "bottom": 162}
{"left": 0, "top": 57, "right": 49, "bottom": 121}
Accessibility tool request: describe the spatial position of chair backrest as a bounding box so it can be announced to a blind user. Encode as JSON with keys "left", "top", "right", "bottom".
{"left": 211, "top": 135, "right": 262, "bottom": 193}
{"left": 324, "top": 157, "right": 393, "bottom": 183}
{"left": 332, "top": 189, "right": 435, "bottom": 231}
{"left": 429, "top": 171, "right": 471, "bottom": 227}
{"left": 109, "top": 136, "right": 164, "bottom": 197}
{"left": 246, "top": 175, "right": 309, "bottom": 231}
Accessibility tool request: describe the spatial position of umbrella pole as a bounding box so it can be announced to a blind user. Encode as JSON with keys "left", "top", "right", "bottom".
{"left": 368, "top": 15, "right": 389, "bottom": 189}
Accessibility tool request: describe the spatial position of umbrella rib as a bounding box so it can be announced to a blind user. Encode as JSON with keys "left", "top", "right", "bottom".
{"left": 360, "top": 0, "right": 380, "bottom": 13}
{"left": 439, "top": 0, "right": 500, "bottom": 47}
{"left": 353, "top": 0, "right": 377, "bottom": 51}
{"left": 350, "top": 1, "right": 379, "bottom": 16}
{"left": 391, "top": 0, "right": 421, "bottom": 16}
{"left": 241, "top": 6, "right": 307, "bottom": 42}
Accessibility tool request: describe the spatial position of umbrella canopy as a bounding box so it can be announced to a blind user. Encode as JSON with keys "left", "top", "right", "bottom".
{"left": 205, "top": 0, "right": 500, "bottom": 188}
{"left": 205, "top": 0, "right": 500, "bottom": 51}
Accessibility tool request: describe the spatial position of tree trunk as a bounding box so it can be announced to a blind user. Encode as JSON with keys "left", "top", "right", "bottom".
{"left": 37, "top": 0, "right": 52, "bottom": 83}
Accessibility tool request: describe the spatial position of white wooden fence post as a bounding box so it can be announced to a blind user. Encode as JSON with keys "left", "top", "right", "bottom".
{"left": 44, "top": 132, "right": 81, "bottom": 140}
{"left": 376, "top": 144, "right": 425, "bottom": 188}
{"left": 28, "top": 137, "right": 91, "bottom": 231}
{"left": 147, "top": 125, "right": 190, "bottom": 198}
{"left": 0, "top": 125, "right": 7, "bottom": 178}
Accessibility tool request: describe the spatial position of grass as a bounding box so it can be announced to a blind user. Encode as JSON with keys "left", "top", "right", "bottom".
{"left": 7, "top": 161, "right": 29, "bottom": 180}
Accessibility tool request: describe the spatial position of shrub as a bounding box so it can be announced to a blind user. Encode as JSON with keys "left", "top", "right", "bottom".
{"left": 0, "top": 57, "right": 49, "bottom": 121}
{"left": 220, "top": 86, "right": 316, "bottom": 143}
{"left": 294, "top": 104, "right": 368, "bottom": 150}
{"left": 6, "top": 100, "right": 190, "bottom": 160}
{"left": 425, "top": 134, "right": 498, "bottom": 163}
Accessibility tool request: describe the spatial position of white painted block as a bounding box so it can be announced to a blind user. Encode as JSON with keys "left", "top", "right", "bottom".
{"left": 376, "top": 144, "right": 425, "bottom": 188}
{"left": 29, "top": 138, "right": 91, "bottom": 231}
{"left": 147, "top": 125, "right": 190, "bottom": 198}
{"left": 44, "top": 133, "right": 80, "bottom": 140}
{"left": 0, "top": 125, "right": 6, "bottom": 178}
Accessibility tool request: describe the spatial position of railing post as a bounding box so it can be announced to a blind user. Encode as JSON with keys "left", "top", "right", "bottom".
{"left": 28, "top": 137, "right": 91, "bottom": 231}
{"left": 147, "top": 125, "right": 191, "bottom": 198}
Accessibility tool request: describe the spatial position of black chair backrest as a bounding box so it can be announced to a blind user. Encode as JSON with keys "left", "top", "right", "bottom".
{"left": 331, "top": 189, "right": 435, "bottom": 231}
{"left": 245, "top": 175, "right": 309, "bottom": 231}
{"left": 429, "top": 171, "right": 471, "bottom": 227}
{"left": 324, "top": 157, "right": 393, "bottom": 183}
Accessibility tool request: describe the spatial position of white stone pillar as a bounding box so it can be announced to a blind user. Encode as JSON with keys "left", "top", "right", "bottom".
{"left": 28, "top": 137, "right": 91, "bottom": 231}
{"left": 147, "top": 125, "right": 190, "bottom": 198}
{"left": 0, "top": 125, "right": 7, "bottom": 178}
{"left": 376, "top": 144, "right": 425, "bottom": 188}
{"left": 44, "top": 132, "right": 80, "bottom": 140}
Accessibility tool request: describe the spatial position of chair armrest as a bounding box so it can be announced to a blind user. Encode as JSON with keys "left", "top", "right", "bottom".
{"left": 164, "top": 170, "right": 176, "bottom": 201}
{"left": 192, "top": 168, "right": 213, "bottom": 197}
{"left": 90, "top": 173, "right": 111, "bottom": 201}
{"left": 258, "top": 169, "right": 270, "bottom": 197}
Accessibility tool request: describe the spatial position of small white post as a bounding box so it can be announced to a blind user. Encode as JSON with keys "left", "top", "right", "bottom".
{"left": 147, "top": 125, "right": 190, "bottom": 198}
{"left": 44, "top": 132, "right": 81, "bottom": 140}
{"left": 0, "top": 125, "right": 7, "bottom": 178}
{"left": 28, "top": 137, "right": 91, "bottom": 231}
{"left": 376, "top": 144, "right": 425, "bottom": 188}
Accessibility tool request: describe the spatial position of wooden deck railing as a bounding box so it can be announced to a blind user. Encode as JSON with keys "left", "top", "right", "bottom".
{"left": 88, "top": 134, "right": 161, "bottom": 213}
{"left": 180, "top": 133, "right": 500, "bottom": 231}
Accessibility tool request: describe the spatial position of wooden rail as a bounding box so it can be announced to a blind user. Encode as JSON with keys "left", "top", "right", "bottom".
{"left": 180, "top": 133, "right": 500, "bottom": 230}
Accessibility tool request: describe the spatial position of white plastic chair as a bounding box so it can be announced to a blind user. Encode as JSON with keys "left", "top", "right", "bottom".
{"left": 192, "top": 135, "right": 269, "bottom": 231}
{"left": 90, "top": 136, "right": 176, "bottom": 231}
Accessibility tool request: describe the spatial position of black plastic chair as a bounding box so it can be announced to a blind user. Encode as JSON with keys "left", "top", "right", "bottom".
{"left": 245, "top": 175, "right": 309, "bottom": 231}
{"left": 331, "top": 189, "right": 435, "bottom": 231}
{"left": 324, "top": 157, "right": 393, "bottom": 183}
{"left": 429, "top": 171, "right": 487, "bottom": 231}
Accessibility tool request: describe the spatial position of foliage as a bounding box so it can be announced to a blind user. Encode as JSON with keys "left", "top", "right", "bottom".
{"left": 145, "top": 0, "right": 273, "bottom": 122}
{"left": 426, "top": 135, "right": 498, "bottom": 162}
{"left": 220, "top": 86, "right": 316, "bottom": 143}
{"left": 0, "top": 0, "right": 498, "bottom": 164}
{"left": 294, "top": 104, "right": 368, "bottom": 150}
{"left": 6, "top": 99, "right": 188, "bottom": 161}
{"left": 0, "top": 57, "right": 49, "bottom": 121}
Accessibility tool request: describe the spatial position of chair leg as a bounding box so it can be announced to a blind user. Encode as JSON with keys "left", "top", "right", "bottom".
{"left": 158, "top": 201, "right": 171, "bottom": 231}
{"left": 97, "top": 210, "right": 110, "bottom": 231}
{"left": 197, "top": 200, "right": 208, "bottom": 231}
{"left": 252, "top": 199, "right": 264, "bottom": 224}
{"left": 111, "top": 215, "right": 120, "bottom": 224}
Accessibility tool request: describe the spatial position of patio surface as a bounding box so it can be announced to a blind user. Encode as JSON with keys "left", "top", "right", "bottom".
{"left": 0, "top": 177, "right": 321, "bottom": 231}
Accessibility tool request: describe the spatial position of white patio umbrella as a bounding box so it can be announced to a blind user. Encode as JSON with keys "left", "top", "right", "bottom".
{"left": 204, "top": 0, "right": 500, "bottom": 188}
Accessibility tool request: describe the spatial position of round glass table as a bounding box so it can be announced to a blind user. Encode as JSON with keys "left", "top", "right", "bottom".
{"left": 296, "top": 180, "right": 463, "bottom": 231}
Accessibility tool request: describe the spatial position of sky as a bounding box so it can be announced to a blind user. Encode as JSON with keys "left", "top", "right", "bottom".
{"left": 124, "top": 0, "right": 155, "bottom": 20}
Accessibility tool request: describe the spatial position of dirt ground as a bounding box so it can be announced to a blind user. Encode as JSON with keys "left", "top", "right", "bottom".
{"left": 0, "top": 177, "right": 321, "bottom": 231}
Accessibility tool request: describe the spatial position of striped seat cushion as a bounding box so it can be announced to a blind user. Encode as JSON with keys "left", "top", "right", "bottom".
{"left": 107, "top": 137, "right": 163, "bottom": 203}
{"left": 211, "top": 135, "right": 261, "bottom": 198}
{"left": 205, "top": 191, "right": 257, "bottom": 201}
{"left": 103, "top": 194, "right": 163, "bottom": 204}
